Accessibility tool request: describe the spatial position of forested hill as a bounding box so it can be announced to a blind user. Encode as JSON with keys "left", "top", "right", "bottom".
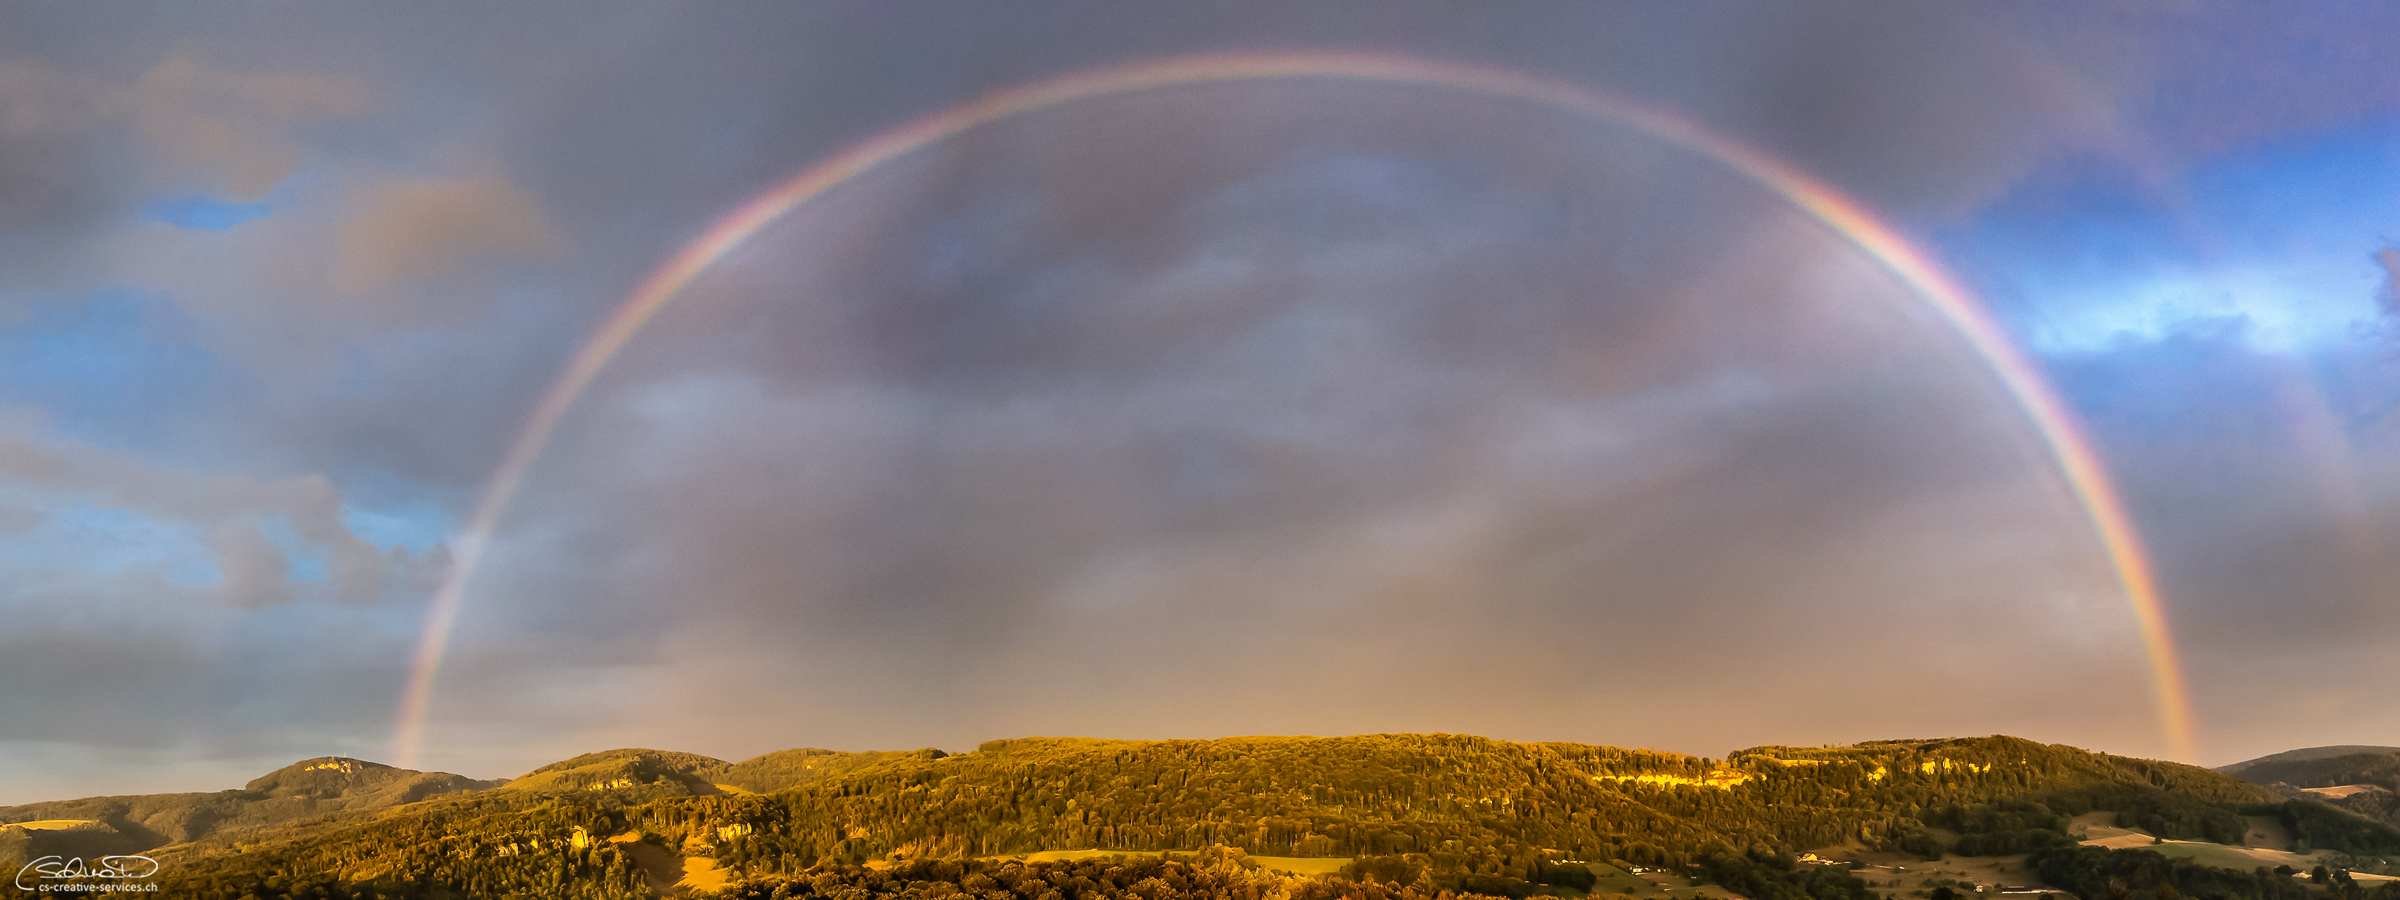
{"left": 2221, "top": 746, "right": 2400, "bottom": 829}
{"left": 136, "top": 732, "right": 2337, "bottom": 900}
{"left": 0, "top": 757, "right": 497, "bottom": 874}
{"left": 501, "top": 747, "right": 915, "bottom": 796}
{"left": 2223, "top": 747, "right": 2400, "bottom": 793}
{"left": 615, "top": 733, "right": 2274, "bottom": 864}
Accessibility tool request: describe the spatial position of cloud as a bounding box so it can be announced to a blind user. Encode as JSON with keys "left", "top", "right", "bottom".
{"left": 208, "top": 519, "right": 295, "bottom": 608}
{"left": 107, "top": 169, "right": 557, "bottom": 328}
{"left": 0, "top": 53, "right": 371, "bottom": 295}
{"left": 331, "top": 176, "right": 554, "bottom": 300}
{"left": 0, "top": 58, "right": 111, "bottom": 235}
{"left": 0, "top": 503, "right": 43, "bottom": 537}
{"left": 417, "top": 85, "right": 2175, "bottom": 764}
{"left": 2378, "top": 247, "right": 2400, "bottom": 316}
{"left": 130, "top": 55, "right": 370, "bottom": 199}
{"left": 0, "top": 430, "right": 447, "bottom": 607}
{"left": 0, "top": 555, "right": 419, "bottom": 793}
{"left": 2039, "top": 318, "right": 2400, "bottom": 761}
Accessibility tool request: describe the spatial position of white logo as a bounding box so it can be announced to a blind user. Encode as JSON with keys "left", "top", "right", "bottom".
{"left": 14, "top": 855, "right": 162, "bottom": 892}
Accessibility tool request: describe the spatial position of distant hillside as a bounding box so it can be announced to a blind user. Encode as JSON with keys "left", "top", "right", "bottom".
{"left": 498, "top": 747, "right": 910, "bottom": 797}
{"left": 2223, "top": 747, "right": 2400, "bottom": 792}
{"left": 136, "top": 733, "right": 2344, "bottom": 900}
{"left": 721, "top": 747, "right": 916, "bottom": 793}
{"left": 248, "top": 756, "right": 503, "bottom": 804}
{"left": 504, "top": 748, "right": 736, "bottom": 796}
{"left": 2225, "top": 747, "right": 2400, "bottom": 769}
{"left": 0, "top": 756, "right": 500, "bottom": 872}
{"left": 2222, "top": 746, "right": 2400, "bottom": 831}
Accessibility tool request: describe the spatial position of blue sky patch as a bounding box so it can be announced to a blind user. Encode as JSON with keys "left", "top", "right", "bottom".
{"left": 0, "top": 503, "right": 220, "bottom": 587}
{"left": 341, "top": 499, "right": 453, "bottom": 555}
{"left": 255, "top": 515, "right": 329, "bottom": 583}
{"left": 141, "top": 195, "right": 273, "bottom": 231}
{"left": 0, "top": 290, "right": 243, "bottom": 452}
{"left": 1944, "top": 115, "right": 2400, "bottom": 357}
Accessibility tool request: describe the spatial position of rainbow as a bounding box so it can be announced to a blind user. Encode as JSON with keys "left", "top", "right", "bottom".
{"left": 389, "top": 52, "right": 2195, "bottom": 768}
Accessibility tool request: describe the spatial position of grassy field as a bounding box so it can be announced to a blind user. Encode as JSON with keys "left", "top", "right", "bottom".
{"left": 2074, "top": 811, "right": 2326, "bottom": 870}
{"left": 1595, "top": 862, "right": 1745, "bottom": 900}
{"left": 0, "top": 819, "right": 95, "bottom": 830}
{"left": 2241, "top": 815, "right": 2296, "bottom": 851}
{"left": 610, "top": 831, "right": 731, "bottom": 896}
{"left": 1003, "top": 849, "right": 1351, "bottom": 876}
{"left": 2141, "top": 839, "right": 2318, "bottom": 871}
{"left": 1000, "top": 853, "right": 1728, "bottom": 896}
{"left": 1812, "top": 847, "right": 2052, "bottom": 899}
{"left": 2303, "top": 786, "right": 2391, "bottom": 800}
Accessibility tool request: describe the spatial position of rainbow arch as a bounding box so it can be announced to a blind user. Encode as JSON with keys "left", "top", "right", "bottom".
{"left": 389, "top": 51, "right": 2194, "bottom": 767}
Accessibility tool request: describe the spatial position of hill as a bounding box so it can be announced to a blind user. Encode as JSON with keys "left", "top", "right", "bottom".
{"left": 2223, "top": 747, "right": 2400, "bottom": 793}
{"left": 0, "top": 756, "right": 501, "bottom": 874}
{"left": 496, "top": 747, "right": 912, "bottom": 798}
{"left": 120, "top": 733, "right": 2395, "bottom": 900}
{"left": 2222, "top": 747, "right": 2400, "bottom": 832}
{"left": 2225, "top": 748, "right": 2400, "bottom": 771}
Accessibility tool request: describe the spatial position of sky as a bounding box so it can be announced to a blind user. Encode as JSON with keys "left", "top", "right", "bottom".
{"left": 3, "top": 2, "right": 2398, "bottom": 805}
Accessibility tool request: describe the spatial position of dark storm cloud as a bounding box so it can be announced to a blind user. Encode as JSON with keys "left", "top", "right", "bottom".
{"left": 0, "top": 59, "right": 112, "bottom": 235}
{"left": 0, "top": 0, "right": 2131, "bottom": 485}
{"left": 0, "top": 53, "right": 373, "bottom": 303}
{"left": 0, "top": 559, "right": 418, "bottom": 782}
{"left": 417, "top": 81, "right": 2163, "bottom": 769}
{"left": 2003, "top": 4, "right": 2400, "bottom": 163}
{"left": 5, "top": 0, "right": 2396, "bottom": 803}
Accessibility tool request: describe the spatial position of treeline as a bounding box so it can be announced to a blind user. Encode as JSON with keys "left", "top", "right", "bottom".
{"left": 1690, "top": 850, "right": 1878, "bottom": 900}
{"left": 1923, "top": 799, "right": 2074, "bottom": 858}
{"left": 620, "top": 734, "right": 2282, "bottom": 872}
{"left": 624, "top": 735, "right": 1732, "bottom": 873}
{"left": 2323, "top": 793, "right": 2400, "bottom": 833}
{"left": 2224, "top": 750, "right": 2400, "bottom": 833}
{"left": 153, "top": 794, "right": 647, "bottom": 900}
{"left": 697, "top": 848, "right": 1617, "bottom": 900}
{"left": 709, "top": 849, "right": 1362, "bottom": 900}
{"left": 504, "top": 748, "right": 919, "bottom": 796}
{"left": 1925, "top": 789, "right": 2269, "bottom": 861}
{"left": 0, "top": 758, "right": 498, "bottom": 865}
{"left": 2030, "top": 844, "right": 2400, "bottom": 900}
{"left": 125, "top": 733, "right": 2336, "bottom": 898}
{"left": 2271, "top": 800, "right": 2400, "bottom": 855}
{"left": 2229, "top": 753, "right": 2400, "bottom": 794}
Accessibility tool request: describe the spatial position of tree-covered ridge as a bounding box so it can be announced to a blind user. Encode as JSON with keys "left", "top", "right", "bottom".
{"left": 155, "top": 791, "right": 647, "bottom": 900}
{"left": 88, "top": 733, "right": 2378, "bottom": 900}
{"left": 499, "top": 747, "right": 930, "bottom": 797}
{"left": 250, "top": 757, "right": 504, "bottom": 804}
{"left": 607, "top": 733, "right": 2292, "bottom": 877}
{"left": 2223, "top": 749, "right": 2400, "bottom": 782}
{"left": 724, "top": 749, "right": 926, "bottom": 794}
{"left": 1729, "top": 737, "right": 2277, "bottom": 805}
{"left": 621, "top": 733, "right": 1722, "bottom": 872}
{"left": 2226, "top": 751, "right": 2400, "bottom": 794}
{"left": 2221, "top": 748, "right": 2400, "bottom": 832}
{"left": 2030, "top": 844, "right": 2400, "bottom": 900}
{"left": 507, "top": 749, "right": 737, "bottom": 796}
{"left": 0, "top": 757, "right": 498, "bottom": 874}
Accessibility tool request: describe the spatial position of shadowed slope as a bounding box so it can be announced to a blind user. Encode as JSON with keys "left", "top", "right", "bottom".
{"left": 0, "top": 756, "right": 499, "bottom": 872}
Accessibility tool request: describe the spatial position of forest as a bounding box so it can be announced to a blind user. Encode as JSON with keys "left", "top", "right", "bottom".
{"left": 60, "top": 734, "right": 2400, "bottom": 900}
